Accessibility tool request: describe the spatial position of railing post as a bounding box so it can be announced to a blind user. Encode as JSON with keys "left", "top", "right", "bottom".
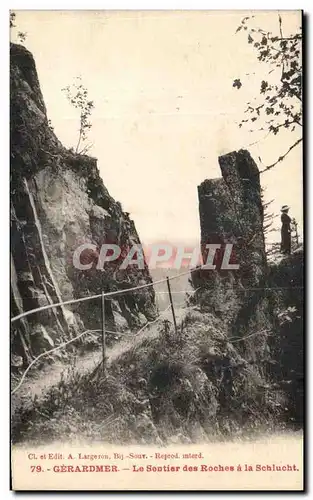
{"left": 101, "top": 291, "right": 106, "bottom": 375}
{"left": 166, "top": 276, "right": 177, "bottom": 335}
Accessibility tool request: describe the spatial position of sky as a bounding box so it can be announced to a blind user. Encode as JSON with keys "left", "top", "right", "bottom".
{"left": 11, "top": 10, "right": 303, "bottom": 246}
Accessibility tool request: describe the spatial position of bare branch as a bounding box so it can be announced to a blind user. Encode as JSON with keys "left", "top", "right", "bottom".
{"left": 79, "top": 143, "right": 94, "bottom": 155}
{"left": 75, "top": 112, "right": 83, "bottom": 153}
{"left": 259, "top": 138, "right": 302, "bottom": 175}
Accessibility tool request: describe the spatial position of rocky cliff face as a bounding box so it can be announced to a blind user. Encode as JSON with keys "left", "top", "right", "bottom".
{"left": 10, "top": 43, "right": 157, "bottom": 366}
{"left": 268, "top": 249, "right": 304, "bottom": 426}
{"left": 192, "top": 150, "right": 272, "bottom": 366}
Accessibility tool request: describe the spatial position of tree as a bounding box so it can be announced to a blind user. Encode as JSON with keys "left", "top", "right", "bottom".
{"left": 262, "top": 196, "right": 278, "bottom": 237}
{"left": 233, "top": 14, "right": 302, "bottom": 174}
{"left": 61, "top": 77, "right": 94, "bottom": 154}
{"left": 261, "top": 188, "right": 280, "bottom": 259}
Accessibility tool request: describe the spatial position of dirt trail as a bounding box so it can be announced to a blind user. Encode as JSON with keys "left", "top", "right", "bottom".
{"left": 11, "top": 307, "right": 186, "bottom": 418}
{"left": 11, "top": 349, "right": 102, "bottom": 418}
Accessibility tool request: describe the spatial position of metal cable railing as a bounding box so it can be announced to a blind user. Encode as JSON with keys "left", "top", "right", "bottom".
{"left": 11, "top": 268, "right": 196, "bottom": 323}
{"left": 11, "top": 263, "right": 303, "bottom": 395}
{"left": 11, "top": 304, "right": 173, "bottom": 396}
{"left": 11, "top": 329, "right": 99, "bottom": 395}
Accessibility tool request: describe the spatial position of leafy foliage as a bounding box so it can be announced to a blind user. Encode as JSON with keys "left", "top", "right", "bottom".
{"left": 17, "top": 31, "right": 27, "bottom": 43}
{"left": 10, "top": 12, "right": 16, "bottom": 28}
{"left": 277, "top": 306, "right": 298, "bottom": 326}
{"left": 233, "top": 14, "right": 302, "bottom": 173}
{"left": 10, "top": 11, "right": 27, "bottom": 44}
{"left": 61, "top": 77, "right": 94, "bottom": 154}
{"left": 232, "top": 79, "right": 242, "bottom": 89}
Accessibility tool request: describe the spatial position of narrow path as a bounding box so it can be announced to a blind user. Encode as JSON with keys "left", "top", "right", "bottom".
{"left": 11, "top": 349, "right": 102, "bottom": 419}
{"left": 11, "top": 307, "right": 188, "bottom": 419}
{"left": 106, "top": 307, "right": 186, "bottom": 364}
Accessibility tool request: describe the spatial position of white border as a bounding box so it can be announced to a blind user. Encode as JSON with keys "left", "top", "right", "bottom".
{"left": 2, "top": 2, "right": 311, "bottom": 498}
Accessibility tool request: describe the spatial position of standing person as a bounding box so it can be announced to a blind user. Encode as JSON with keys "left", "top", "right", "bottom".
{"left": 281, "top": 205, "right": 292, "bottom": 255}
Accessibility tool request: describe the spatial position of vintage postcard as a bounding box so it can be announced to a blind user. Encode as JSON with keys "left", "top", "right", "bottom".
{"left": 10, "top": 10, "right": 304, "bottom": 491}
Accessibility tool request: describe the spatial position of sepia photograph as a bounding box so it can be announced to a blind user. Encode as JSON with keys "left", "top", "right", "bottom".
{"left": 10, "top": 9, "right": 303, "bottom": 491}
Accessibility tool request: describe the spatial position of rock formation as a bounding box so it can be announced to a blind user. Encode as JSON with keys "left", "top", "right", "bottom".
{"left": 268, "top": 248, "right": 304, "bottom": 425}
{"left": 193, "top": 150, "right": 272, "bottom": 366}
{"left": 10, "top": 43, "right": 157, "bottom": 366}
